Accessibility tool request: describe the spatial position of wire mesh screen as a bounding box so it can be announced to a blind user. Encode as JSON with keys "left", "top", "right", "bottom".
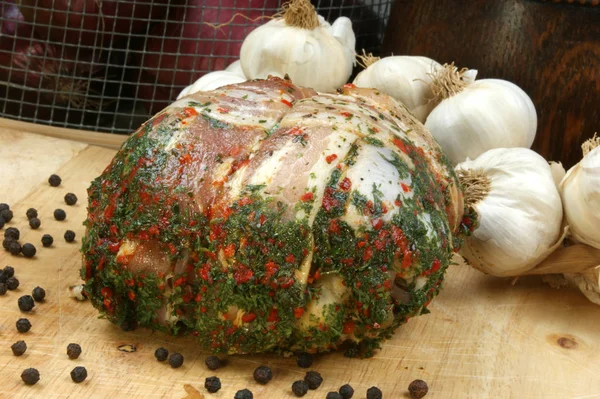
{"left": 0, "top": 0, "right": 394, "bottom": 134}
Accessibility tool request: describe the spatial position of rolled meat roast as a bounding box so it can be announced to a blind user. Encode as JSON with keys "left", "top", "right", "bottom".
{"left": 82, "top": 77, "right": 466, "bottom": 356}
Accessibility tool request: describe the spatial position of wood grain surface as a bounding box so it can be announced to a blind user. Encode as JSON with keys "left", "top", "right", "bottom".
{"left": 1, "top": 130, "right": 600, "bottom": 398}
{"left": 382, "top": 0, "right": 600, "bottom": 168}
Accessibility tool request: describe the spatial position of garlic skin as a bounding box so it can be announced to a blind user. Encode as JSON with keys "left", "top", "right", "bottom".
{"left": 353, "top": 56, "right": 441, "bottom": 122}
{"left": 177, "top": 63, "right": 246, "bottom": 99}
{"left": 426, "top": 79, "right": 537, "bottom": 165}
{"left": 457, "top": 148, "right": 563, "bottom": 277}
{"left": 560, "top": 145, "right": 600, "bottom": 249}
{"left": 549, "top": 161, "right": 566, "bottom": 188}
{"left": 240, "top": 16, "right": 355, "bottom": 93}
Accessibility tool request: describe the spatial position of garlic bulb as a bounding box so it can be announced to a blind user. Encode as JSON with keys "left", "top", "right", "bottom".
{"left": 456, "top": 147, "right": 563, "bottom": 277}
{"left": 425, "top": 64, "right": 537, "bottom": 165}
{"left": 177, "top": 61, "right": 246, "bottom": 99}
{"left": 353, "top": 55, "right": 441, "bottom": 122}
{"left": 560, "top": 136, "right": 600, "bottom": 249}
{"left": 240, "top": 0, "right": 355, "bottom": 93}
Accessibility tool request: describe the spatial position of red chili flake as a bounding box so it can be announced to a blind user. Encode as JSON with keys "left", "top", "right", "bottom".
{"left": 393, "top": 138, "right": 409, "bottom": 154}
{"left": 223, "top": 243, "right": 236, "bottom": 258}
{"left": 279, "top": 277, "right": 294, "bottom": 289}
{"left": 395, "top": 199, "right": 402, "bottom": 207}
{"left": 101, "top": 287, "right": 113, "bottom": 298}
{"left": 340, "top": 258, "right": 353, "bottom": 266}
{"left": 357, "top": 240, "right": 367, "bottom": 248}
{"left": 239, "top": 196, "right": 253, "bottom": 206}
{"left": 343, "top": 83, "right": 356, "bottom": 89}
{"left": 226, "top": 326, "right": 237, "bottom": 336}
{"left": 104, "top": 203, "right": 115, "bottom": 220}
{"left": 328, "top": 219, "right": 340, "bottom": 234}
{"left": 343, "top": 321, "right": 355, "bottom": 334}
{"left": 109, "top": 224, "right": 118, "bottom": 236}
{"left": 168, "top": 243, "right": 177, "bottom": 255}
{"left": 341, "top": 111, "right": 352, "bottom": 119}
{"left": 281, "top": 98, "right": 293, "bottom": 107}
{"left": 313, "top": 270, "right": 321, "bottom": 280}
{"left": 148, "top": 225, "right": 160, "bottom": 236}
{"left": 241, "top": 312, "right": 257, "bottom": 323}
{"left": 267, "top": 308, "right": 279, "bottom": 322}
{"left": 372, "top": 218, "right": 383, "bottom": 230}
{"left": 179, "top": 153, "right": 192, "bottom": 165}
{"left": 363, "top": 247, "right": 373, "bottom": 262}
{"left": 182, "top": 293, "right": 193, "bottom": 303}
{"left": 108, "top": 242, "right": 120, "bottom": 253}
{"left": 375, "top": 240, "right": 386, "bottom": 251}
{"left": 325, "top": 154, "right": 338, "bottom": 164}
{"left": 265, "top": 261, "right": 279, "bottom": 276}
{"left": 216, "top": 107, "right": 230, "bottom": 114}
{"left": 355, "top": 281, "right": 362, "bottom": 289}
{"left": 300, "top": 192, "right": 314, "bottom": 202}
{"left": 392, "top": 226, "right": 408, "bottom": 251}
{"left": 174, "top": 277, "right": 186, "bottom": 287}
{"left": 339, "top": 177, "right": 351, "bottom": 191}
{"left": 127, "top": 291, "right": 136, "bottom": 301}
{"left": 384, "top": 280, "right": 392, "bottom": 289}
{"left": 293, "top": 307, "right": 305, "bottom": 319}
{"left": 402, "top": 250, "right": 412, "bottom": 269}
{"left": 195, "top": 293, "right": 202, "bottom": 302}
{"left": 182, "top": 107, "right": 198, "bottom": 118}
{"left": 200, "top": 306, "right": 207, "bottom": 313}
{"left": 116, "top": 254, "right": 130, "bottom": 265}
{"left": 234, "top": 265, "right": 254, "bottom": 284}
{"left": 103, "top": 298, "right": 112, "bottom": 310}
{"left": 322, "top": 187, "right": 338, "bottom": 212}
{"left": 365, "top": 200, "right": 374, "bottom": 215}
{"left": 192, "top": 331, "right": 199, "bottom": 337}
{"left": 285, "top": 254, "right": 296, "bottom": 263}
{"left": 259, "top": 214, "right": 267, "bottom": 226}
{"left": 401, "top": 182, "right": 411, "bottom": 193}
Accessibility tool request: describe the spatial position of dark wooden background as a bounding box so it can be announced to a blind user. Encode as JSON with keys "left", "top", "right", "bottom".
{"left": 382, "top": 0, "right": 600, "bottom": 168}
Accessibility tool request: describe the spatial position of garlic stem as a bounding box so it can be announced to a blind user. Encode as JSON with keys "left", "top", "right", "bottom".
{"left": 582, "top": 133, "right": 599, "bottom": 157}
{"left": 456, "top": 168, "right": 491, "bottom": 207}
{"left": 356, "top": 49, "right": 380, "bottom": 69}
{"left": 429, "top": 62, "right": 469, "bottom": 101}
{"left": 280, "top": 0, "right": 319, "bottom": 29}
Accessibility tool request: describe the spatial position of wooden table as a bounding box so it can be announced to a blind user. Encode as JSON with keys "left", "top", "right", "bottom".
{"left": 1, "top": 127, "right": 599, "bottom": 398}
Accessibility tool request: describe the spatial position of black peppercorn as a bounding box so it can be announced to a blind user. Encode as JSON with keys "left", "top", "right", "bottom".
{"left": 64, "top": 193, "right": 78, "bottom": 206}
{"left": 327, "top": 392, "right": 343, "bottom": 399}
{"left": 292, "top": 380, "right": 309, "bottom": 397}
{"left": 21, "top": 243, "right": 36, "bottom": 258}
{"left": 168, "top": 352, "right": 184, "bottom": 368}
{"left": 21, "top": 368, "right": 39, "bottom": 385}
{"left": 0, "top": 270, "right": 5, "bottom": 283}
{"left": 32, "top": 287, "right": 45, "bottom": 302}
{"left": 234, "top": 389, "right": 253, "bottom": 399}
{"left": 204, "top": 355, "right": 222, "bottom": 370}
{"left": 296, "top": 352, "right": 313, "bottom": 368}
{"left": 154, "top": 347, "right": 168, "bottom": 362}
{"left": 16, "top": 318, "right": 32, "bottom": 333}
{"left": 11, "top": 340, "right": 27, "bottom": 356}
{"left": 4, "top": 227, "right": 19, "bottom": 240}
{"left": 0, "top": 209, "right": 13, "bottom": 223}
{"left": 6, "top": 276, "right": 19, "bottom": 290}
{"left": 4, "top": 265, "right": 14, "bottom": 278}
{"left": 28, "top": 218, "right": 41, "bottom": 230}
{"left": 339, "top": 384, "right": 354, "bottom": 399}
{"left": 48, "top": 174, "right": 61, "bottom": 187}
{"left": 408, "top": 379, "right": 428, "bottom": 399}
{"left": 3, "top": 238, "right": 14, "bottom": 250}
{"left": 67, "top": 343, "right": 82, "bottom": 359}
{"left": 366, "top": 386, "right": 383, "bottom": 399}
{"left": 253, "top": 365, "right": 273, "bottom": 385}
{"left": 0, "top": 218, "right": 4, "bottom": 229}
{"left": 64, "top": 230, "right": 76, "bottom": 242}
{"left": 18, "top": 295, "right": 35, "bottom": 312}
{"left": 304, "top": 371, "right": 323, "bottom": 390}
{"left": 54, "top": 209, "right": 66, "bottom": 221}
{"left": 70, "top": 366, "right": 88, "bottom": 383}
{"left": 204, "top": 376, "right": 221, "bottom": 393}
{"left": 0, "top": 203, "right": 8, "bottom": 212}
{"left": 0, "top": 283, "right": 7, "bottom": 295}
{"left": 8, "top": 240, "right": 21, "bottom": 255}
{"left": 26, "top": 208, "right": 38, "bottom": 220}
{"left": 41, "top": 234, "right": 54, "bottom": 247}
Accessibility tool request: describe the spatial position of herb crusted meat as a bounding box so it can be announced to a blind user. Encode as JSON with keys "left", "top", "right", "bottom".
{"left": 82, "top": 77, "right": 466, "bottom": 356}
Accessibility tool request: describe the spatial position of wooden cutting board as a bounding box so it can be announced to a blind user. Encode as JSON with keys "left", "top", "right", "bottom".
{"left": 1, "top": 127, "right": 599, "bottom": 399}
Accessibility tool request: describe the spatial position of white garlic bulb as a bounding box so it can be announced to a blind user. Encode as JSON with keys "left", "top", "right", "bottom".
{"left": 560, "top": 138, "right": 600, "bottom": 249}
{"left": 177, "top": 61, "right": 246, "bottom": 99}
{"left": 456, "top": 147, "right": 564, "bottom": 277}
{"left": 353, "top": 55, "right": 441, "bottom": 122}
{"left": 425, "top": 65, "right": 537, "bottom": 165}
{"left": 240, "top": 0, "right": 355, "bottom": 93}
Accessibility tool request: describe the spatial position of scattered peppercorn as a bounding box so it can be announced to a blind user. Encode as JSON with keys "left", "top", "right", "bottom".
{"left": 41, "top": 234, "right": 54, "bottom": 247}
{"left": 234, "top": 389, "right": 253, "bottom": 399}
{"left": 54, "top": 209, "right": 66, "bottom": 221}
{"left": 64, "top": 230, "right": 76, "bottom": 242}
{"left": 292, "top": 380, "right": 309, "bottom": 397}
{"left": 366, "top": 386, "right": 383, "bottom": 399}
{"left": 11, "top": 340, "right": 27, "bottom": 356}
{"left": 70, "top": 366, "right": 88, "bottom": 383}
{"left": 296, "top": 352, "right": 314, "bottom": 368}
{"left": 304, "top": 371, "right": 323, "bottom": 390}
{"left": 4, "top": 265, "right": 14, "bottom": 278}
{"left": 327, "top": 392, "right": 343, "bottom": 399}
{"left": 168, "top": 352, "right": 184, "bottom": 368}
{"left": 67, "top": 343, "right": 82, "bottom": 359}
{"left": 204, "top": 355, "right": 222, "bottom": 370}
{"left": 7, "top": 240, "right": 21, "bottom": 255}
{"left": 204, "top": 376, "right": 221, "bottom": 393}
{"left": 21, "top": 368, "right": 39, "bottom": 385}
{"left": 6, "top": 276, "right": 19, "bottom": 290}
{"left": 0, "top": 209, "right": 13, "bottom": 223}
{"left": 253, "top": 365, "right": 273, "bottom": 385}
{"left": 18, "top": 295, "right": 35, "bottom": 312}
{"left": 0, "top": 283, "right": 7, "bottom": 295}
{"left": 0, "top": 270, "right": 6, "bottom": 283}
{"left": 26, "top": 208, "right": 38, "bottom": 220}
{"left": 408, "top": 379, "right": 428, "bottom": 399}
{"left": 48, "top": 174, "right": 62, "bottom": 187}
{"left": 64, "top": 193, "right": 78, "bottom": 206}
{"left": 4, "top": 227, "right": 19, "bottom": 240}
{"left": 21, "top": 243, "right": 36, "bottom": 258}
{"left": 32, "top": 287, "right": 46, "bottom": 302}
{"left": 0, "top": 203, "right": 8, "bottom": 212}
{"left": 16, "top": 318, "right": 32, "bottom": 333}
{"left": 3, "top": 238, "right": 14, "bottom": 250}
{"left": 339, "top": 384, "right": 354, "bottom": 399}
{"left": 154, "top": 347, "right": 168, "bottom": 362}
{"left": 0, "top": 218, "right": 4, "bottom": 229}
{"left": 28, "top": 217, "right": 41, "bottom": 230}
